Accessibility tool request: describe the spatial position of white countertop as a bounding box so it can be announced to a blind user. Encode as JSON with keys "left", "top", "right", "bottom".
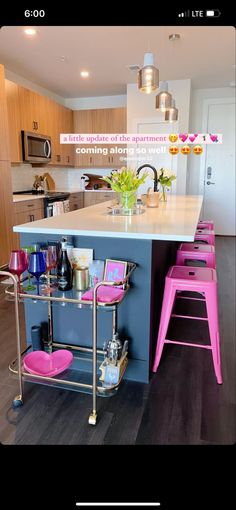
{"left": 13, "top": 195, "right": 45, "bottom": 203}
{"left": 13, "top": 195, "right": 203, "bottom": 241}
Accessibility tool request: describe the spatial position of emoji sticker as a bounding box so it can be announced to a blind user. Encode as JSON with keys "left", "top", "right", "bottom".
{"left": 210, "top": 134, "right": 218, "bottom": 142}
{"left": 169, "top": 134, "right": 178, "bottom": 143}
{"left": 189, "top": 134, "right": 197, "bottom": 142}
{"left": 193, "top": 145, "right": 203, "bottom": 155}
{"left": 169, "top": 145, "right": 179, "bottom": 155}
{"left": 179, "top": 133, "right": 188, "bottom": 143}
{"left": 181, "top": 145, "right": 191, "bottom": 155}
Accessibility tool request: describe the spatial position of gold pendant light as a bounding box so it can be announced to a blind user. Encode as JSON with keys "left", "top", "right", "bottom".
{"left": 164, "top": 99, "right": 178, "bottom": 122}
{"left": 138, "top": 52, "right": 159, "bottom": 94}
{"left": 155, "top": 81, "right": 172, "bottom": 111}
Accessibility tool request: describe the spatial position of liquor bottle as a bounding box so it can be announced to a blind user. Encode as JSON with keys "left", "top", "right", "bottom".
{"left": 57, "top": 238, "right": 72, "bottom": 291}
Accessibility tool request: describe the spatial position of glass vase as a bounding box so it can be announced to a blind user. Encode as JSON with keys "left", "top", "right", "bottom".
{"left": 119, "top": 191, "right": 137, "bottom": 213}
{"left": 160, "top": 186, "right": 167, "bottom": 202}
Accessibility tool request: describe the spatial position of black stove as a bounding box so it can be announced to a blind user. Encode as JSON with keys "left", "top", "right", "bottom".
{"left": 14, "top": 190, "right": 70, "bottom": 199}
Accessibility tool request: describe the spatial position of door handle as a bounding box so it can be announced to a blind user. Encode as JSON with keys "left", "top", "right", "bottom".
{"left": 206, "top": 181, "right": 215, "bottom": 185}
{"left": 207, "top": 166, "right": 212, "bottom": 179}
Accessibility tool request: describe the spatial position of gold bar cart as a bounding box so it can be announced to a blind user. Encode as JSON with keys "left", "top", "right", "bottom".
{"left": 0, "top": 262, "right": 136, "bottom": 425}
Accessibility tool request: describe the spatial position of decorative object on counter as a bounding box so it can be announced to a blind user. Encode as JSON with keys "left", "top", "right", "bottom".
{"left": 89, "top": 260, "right": 105, "bottom": 287}
{"left": 83, "top": 173, "right": 111, "bottom": 190}
{"left": 74, "top": 267, "right": 89, "bottom": 291}
{"left": 42, "top": 172, "right": 55, "bottom": 191}
{"left": 22, "top": 246, "right": 36, "bottom": 291}
{"left": 104, "top": 259, "right": 127, "bottom": 286}
{"left": 8, "top": 250, "right": 28, "bottom": 292}
{"left": 28, "top": 251, "right": 47, "bottom": 295}
{"left": 146, "top": 188, "right": 159, "bottom": 208}
{"left": 81, "top": 285, "right": 124, "bottom": 303}
{"left": 23, "top": 349, "right": 73, "bottom": 377}
{"left": 102, "top": 167, "right": 148, "bottom": 214}
{"left": 31, "top": 325, "right": 44, "bottom": 351}
{"left": 70, "top": 248, "right": 93, "bottom": 270}
{"left": 158, "top": 168, "right": 176, "bottom": 201}
{"left": 57, "top": 238, "right": 73, "bottom": 291}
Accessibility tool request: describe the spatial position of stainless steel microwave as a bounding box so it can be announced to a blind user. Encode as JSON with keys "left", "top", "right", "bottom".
{"left": 21, "top": 131, "right": 52, "bottom": 163}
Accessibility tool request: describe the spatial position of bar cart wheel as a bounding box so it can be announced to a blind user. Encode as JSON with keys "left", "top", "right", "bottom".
{"left": 88, "top": 411, "right": 97, "bottom": 425}
{"left": 12, "top": 395, "right": 23, "bottom": 408}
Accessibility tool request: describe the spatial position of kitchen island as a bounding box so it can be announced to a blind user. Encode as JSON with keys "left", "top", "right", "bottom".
{"left": 14, "top": 195, "right": 202, "bottom": 383}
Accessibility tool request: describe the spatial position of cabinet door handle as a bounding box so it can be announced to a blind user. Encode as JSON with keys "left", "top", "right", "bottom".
{"left": 90, "top": 156, "right": 92, "bottom": 164}
{"left": 67, "top": 156, "right": 70, "bottom": 163}
{"left": 56, "top": 155, "right": 61, "bottom": 162}
{"left": 29, "top": 214, "right": 35, "bottom": 222}
{"left": 27, "top": 204, "right": 34, "bottom": 207}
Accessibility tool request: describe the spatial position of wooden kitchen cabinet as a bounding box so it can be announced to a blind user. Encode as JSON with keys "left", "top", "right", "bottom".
{"left": 5, "top": 80, "right": 21, "bottom": 163}
{"left": 0, "top": 67, "right": 10, "bottom": 161}
{"left": 73, "top": 107, "right": 126, "bottom": 168}
{"left": 83, "top": 191, "right": 116, "bottom": 208}
{"left": 18, "top": 86, "right": 50, "bottom": 135}
{"left": 5, "top": 80, "right": 74, "bottom": 167}
{"left": 49, "top": 102, "right": 74, "bottom": 167}
{"left": 0, "top": 65, "right": 14, "bottom": 267}
{"left": 69, "top": 192, "right": 84, "bottom": 211}
{"left": 12, "top": 198, "right": 45, "bottom": 249}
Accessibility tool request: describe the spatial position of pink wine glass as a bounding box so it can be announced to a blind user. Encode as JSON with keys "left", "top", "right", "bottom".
{"left": 8, "top": 250, "right": 28, "bottom": 293}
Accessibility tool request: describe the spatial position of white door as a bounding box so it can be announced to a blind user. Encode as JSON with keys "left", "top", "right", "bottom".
{"left": 202, "top": 100, "right": 235, "bottom": 235}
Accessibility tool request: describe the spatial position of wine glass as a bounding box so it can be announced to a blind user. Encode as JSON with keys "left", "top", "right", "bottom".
{"left": 28, "top": 252, "right": 47, "bottom": 295}
{"left": 8, "top": 250, "right": 28, "bottom": 293}
{"left": 40, "top": 246, "right": 58, "bottom": 292}
{"left": 47, "top": 245, "right": 58, "bottom": 287}
{"left": 22, "top": 246, "right": 36, "bottom": 291}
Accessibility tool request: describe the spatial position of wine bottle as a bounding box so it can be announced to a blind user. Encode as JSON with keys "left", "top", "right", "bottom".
{"left": 57, "top": 238, "right": 72, "bottom": 291}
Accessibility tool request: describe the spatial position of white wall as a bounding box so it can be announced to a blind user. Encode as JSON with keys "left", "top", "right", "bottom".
{"left": 65, "top": 95, "right": 126, "bottom": 110}
{"left": 11, "top": 164, "right": 113, "bottom": 192}
{"left": 187, "top": 87, "right": 235, "bottom": 194}
{"left": 11, "top": 164, "right": 70, "bottom": 192}
{"left": 127, "top": 80, "right": 191, "bottom": 194}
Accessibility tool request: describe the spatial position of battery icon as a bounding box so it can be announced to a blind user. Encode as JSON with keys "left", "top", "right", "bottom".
{"left": 206, "top": 9, "right": 221, "bottom": 17}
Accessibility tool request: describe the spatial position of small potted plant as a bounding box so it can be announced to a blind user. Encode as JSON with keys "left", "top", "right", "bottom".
{"left": 102, "top": 167, "right": 148, "bottom": 213}
{"left": 158, "top": 168, "right": 176, "bottom": 202}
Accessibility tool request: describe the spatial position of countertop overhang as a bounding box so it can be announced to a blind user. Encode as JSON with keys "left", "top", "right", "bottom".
{"left": 13, "top": 195, "right": 203, "bottom": 241}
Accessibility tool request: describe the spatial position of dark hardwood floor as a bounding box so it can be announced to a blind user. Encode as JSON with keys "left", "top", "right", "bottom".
{"left": 0, "top": 236, "right": 235, "bottom": 445}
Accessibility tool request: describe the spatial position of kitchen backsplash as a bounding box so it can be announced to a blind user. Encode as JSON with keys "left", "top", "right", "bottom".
{"left": 11, "top": 165, "right": 112, "bottom": 192}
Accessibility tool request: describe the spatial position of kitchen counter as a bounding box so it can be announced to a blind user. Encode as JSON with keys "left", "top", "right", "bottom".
{"left": 16, "top": 194, "right": 202, "bottom": 383}
{"left": 14, "top": 195, "right": 203, "bottom": 242}
{"left": 84, "top": 188, "right": 112, "bottom": 192}
{"left": 13, "top": 194, "right": 45, "bottom": 203}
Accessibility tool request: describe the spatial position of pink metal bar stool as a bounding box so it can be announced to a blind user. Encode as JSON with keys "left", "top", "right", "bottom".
{"left": 176, "top": 243, "right": 216, "bottom": 269}
{"left": 152, "top": 266, "right": 222, "bottom": 384}
{"left": 197, "top": 220, "right": 214, "bottom": 231}
{"left": 195, "top": 229, "right": 215, "bottom": 245}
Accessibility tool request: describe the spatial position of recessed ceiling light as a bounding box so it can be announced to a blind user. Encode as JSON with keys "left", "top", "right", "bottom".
{"left": 24, "top": 28, "right": 37, "bottom": 36}
{"left": 80, "top": 71, "right": 89, "bottom": 78}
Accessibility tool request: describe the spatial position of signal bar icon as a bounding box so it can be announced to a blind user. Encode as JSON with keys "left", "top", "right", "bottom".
{"left": 178, "top": 11, "right": 190, "bottom": 17}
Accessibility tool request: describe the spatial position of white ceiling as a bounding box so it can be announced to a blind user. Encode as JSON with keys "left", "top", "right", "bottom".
{"left": 0, "top": 26, "right": 235, "bottom": 98}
